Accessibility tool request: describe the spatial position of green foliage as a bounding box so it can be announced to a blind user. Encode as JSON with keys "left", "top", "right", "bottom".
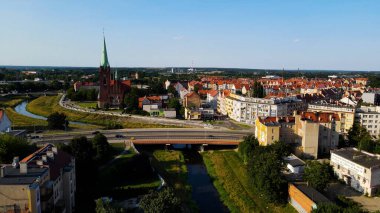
{"left": 47, "top": 112, "right": 68, "bottom": 130}
{"left": 252, "top": 81, "right": 265, "bottom": 98}
{"left": 0, "top": 134, "right": 37, "bottom": 163}
{"left": 167, "top": 97, "right": 181, "bottom": 116}
{"left": 123, "top": 88, "right": 139, "bottom": 111}
{"left": 348, "top": 122, "right": 380, "bottom": 154}
{"left": 238, "top": 134, "right": 258, "bottom": 164}
{"left": 139, "top": 187, "right": 182, "bottom": 213}
{"left": 66, "top": 87, "right": 97, "bottom": 101}
{"left": 303, "top": 161, "right": 333, "bottom": 192}
{"left": 248, "top": 145, "right": 288, "bottom": 202}
{"left": 167, "top": 85, "right": 178, "bottom": 97}
{"left": 92, "top": 133, "right": 111, "bottom": 162}
{"left": 95, "top": 198, "right": 125, "bottom": 213}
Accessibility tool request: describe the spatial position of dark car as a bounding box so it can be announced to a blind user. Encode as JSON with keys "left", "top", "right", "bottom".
{"left": 115, "top": 134, "right": 125, "bottom": 138}
{"left": 92, "top": 131, "right": 100, "bottom": 135}
{"left": 31, "top": 135, "right": 40, "bottom": 139}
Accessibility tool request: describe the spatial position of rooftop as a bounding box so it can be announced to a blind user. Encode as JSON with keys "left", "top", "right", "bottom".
{"left": 331, "top": 148, "right": 380, "bottom": 169}
{"left": 292, "top": 183, "right": 330, "bottom": 204}
{"left": 0, "top": 165, "right": 48, "bottom": 185}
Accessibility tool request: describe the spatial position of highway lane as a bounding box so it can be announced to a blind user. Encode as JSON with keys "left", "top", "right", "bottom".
{"left": 32, "top": 128, "right": 252, "bottom": 144}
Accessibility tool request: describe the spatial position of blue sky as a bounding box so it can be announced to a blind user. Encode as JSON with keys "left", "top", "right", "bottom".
{"left": 0, "top": 0, "right": 379, "bottom": 70}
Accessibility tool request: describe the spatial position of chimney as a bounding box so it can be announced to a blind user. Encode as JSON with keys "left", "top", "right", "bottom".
{"left": 20, "top": 162, "right": 28, "bottom": 174}
{"left": 46, "top": 151, "right": 54, "bottom": 160}
{"left": 52, "top": 147, "right": 58, "bottom": 154}
{"left": 12, "top": 157, "right": 19, "bottom": 168}
{"left": 42, "top": 155, "right": 47, "bottom": 162}
{"left": 1, "top": 166, "right": 6, "bottom": 177}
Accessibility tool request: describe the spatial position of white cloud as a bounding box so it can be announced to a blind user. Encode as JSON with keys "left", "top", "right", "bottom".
{"left": 293, "top": 38, "right": 300, "bottom": 43}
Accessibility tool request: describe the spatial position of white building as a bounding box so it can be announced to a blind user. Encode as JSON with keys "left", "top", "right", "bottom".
{"left": 330, "top": 148, "right": 380, "bottom": 196}
{"left": 219, "top": 93, "right": 304, "bottom": 125}
{"left": 355, "top": 106, "right": 380, "bottom": 138}
{"left": 362, "top": 92, "right": 380, "bottom": 106}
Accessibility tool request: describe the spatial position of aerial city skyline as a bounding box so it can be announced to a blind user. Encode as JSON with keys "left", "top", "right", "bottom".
{"left": 1, "top": 0, "right": 380, "bottom": 71}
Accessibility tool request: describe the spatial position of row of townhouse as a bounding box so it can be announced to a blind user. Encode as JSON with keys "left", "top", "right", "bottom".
{"left": 0, "top": 144, "right": 76, "bottom": 213}
{"left": 218, "top": 93, "right": 305, "bottom": 124}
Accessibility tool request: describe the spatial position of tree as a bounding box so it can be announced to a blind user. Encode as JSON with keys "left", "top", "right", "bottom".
{"left": 124, "top": 88, "right": 139, "bottom": 111}
{"left": 139, "top": 187, "right": 181, "bottom": 213}
{"left": 303, "top": 161, "right": 333, "bottom": 192}
{"left": 0, "top": 134, "right": 37, "bottom": 163}
{"left": 252, "top": 80, "right": 265, "bottom": 98}
{"left": 167, "top": 85, "right": 178, "bottom": 97}
{"left": 167, "top": 98, "right": 181, "bottom": 116}
{"left": 238, "top": 134, "right": 258, "bottom": 164}
{"left": 95, "top": 198, "right": 125, "bottom": 213}
{"left": 92, "top": 133, "right": 111, "bottom": 162}
{"left": 47, "top": 112, "right": 68, "bottom": 130}
{"left": 248, "top": 145, "right": 287, "bottom": 202}
{"left": 347, "top": 122, "right": 369, "bottom": 147}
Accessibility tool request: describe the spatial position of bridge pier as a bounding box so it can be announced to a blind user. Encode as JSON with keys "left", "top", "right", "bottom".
{"left": 200, "top": 144, "right": 208, "bottom": 152}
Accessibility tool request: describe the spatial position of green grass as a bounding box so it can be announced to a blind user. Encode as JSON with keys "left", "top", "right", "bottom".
{"left": 0, "top": 98, "right": 24, "bottom": 107}
{"left": 75, "top": 101, "right": 98, "bottom": 108}
{"left": 202, "top": 151, "right": 296, "bottom": 213}
{"left": 150, "top": 150, "right": 197, "bottom": 211}
{"left": 5, "top": 107, "right": 47, "bottom": 129}
{"left": 97, "top": 149, "right": 160, "bottom": 199}
{"left": 27, "top": 95, "right": 184, "bottom": 128}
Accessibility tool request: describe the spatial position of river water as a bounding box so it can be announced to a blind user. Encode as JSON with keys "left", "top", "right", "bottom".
{"left": 184, "top": 150, "right": 229, "bottom": 213}
{"left": 14, "top": 101, "right": 87, "bottom": 125}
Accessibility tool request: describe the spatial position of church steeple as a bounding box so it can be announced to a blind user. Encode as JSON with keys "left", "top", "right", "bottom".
{"left": 101, "top": 36, "right": 110, "bottom": 68}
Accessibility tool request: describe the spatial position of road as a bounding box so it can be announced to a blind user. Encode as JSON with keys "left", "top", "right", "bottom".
{"left": 32, "top": 128, "right": 251, "bottom": 145}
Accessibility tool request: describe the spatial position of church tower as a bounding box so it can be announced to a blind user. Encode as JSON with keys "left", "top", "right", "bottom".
{"left": 98, "top": 37, "right": 111, "bottom": 108}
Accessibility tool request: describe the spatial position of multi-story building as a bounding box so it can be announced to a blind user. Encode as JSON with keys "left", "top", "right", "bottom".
{"left": 361, "top": 92, "right": 380, "bottom": 106}
{"left": 0, "top": 144, "right": 76, "bottom": 213}
{"left": 355, "top": 106, "right": 380, "bottom": 138}
{"left": 255, "top": 117, "right": 280, "bottom": 146}
{"left": 330, "top": 148, "right": 380, "bottom": 196}
{"left": 219, "top": 94, "right": 304, "bottom": 125}
{"left": 308, "top": 104, "right": 355, "bottom": 134}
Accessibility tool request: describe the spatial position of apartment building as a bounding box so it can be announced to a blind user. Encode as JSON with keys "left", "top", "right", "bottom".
{"left": 308, "top": 104, "right": 355, "bottom": 134}
{"left": 355, "top": 106, "right": 380, "bottom": 138}
{"left": 0, "top": 144, "right": 76, "bottom": 213}
{"left": 330, "top": 148, "right": 380, "bottom": 196}
{"left": 362, "top": 92, "right": 380, "bottom": 106}
{"left": 218, "top": 93, "right": 304, "bottom": 125}
{"left": 255, "top": 117, "right": 280, "bottom": 146}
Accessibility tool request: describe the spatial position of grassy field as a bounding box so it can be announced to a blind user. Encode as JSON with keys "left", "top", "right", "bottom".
{"left": 5, "top": 107, "right": 47, "bottom": 129}
{"left": 202, "top": 151, "right": 296, "bottom": 213}
{"left": 97, "top": 148, "right": 161, "bottom": 199}
{"left": 150, "top": 150, "right": 197, "bottom": 211}
{"left": 27, "top": 95, "right": 182, "bottom": 128}
{"left": 0, "top": 98, "right": 24, "bottom": 107}
{"left": 74, "top": 101, "right": 98, "bottom": 108}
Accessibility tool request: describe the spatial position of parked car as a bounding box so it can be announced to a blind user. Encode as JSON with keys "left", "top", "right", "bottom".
{"left": 92, "top": 131, "right": 100, "bottom": 135}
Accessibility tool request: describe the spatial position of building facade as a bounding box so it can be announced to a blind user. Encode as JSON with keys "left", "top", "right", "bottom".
{"left": 98, "top": 37, "right": 131, "bottom": 108}
{"left": 330, "top": 148, "right": 380, "bottom": 196}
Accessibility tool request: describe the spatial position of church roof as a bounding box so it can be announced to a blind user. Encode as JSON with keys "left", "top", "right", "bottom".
{"left": 101, "top": 37, "right": 110, "bottom": 68}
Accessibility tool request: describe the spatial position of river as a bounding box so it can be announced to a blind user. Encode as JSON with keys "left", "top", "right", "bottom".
{"left": 14, "top": 101, "right": 87, "bottom": 125}
{"left": 184, "top": 150, "right": 229, "bottom": 213}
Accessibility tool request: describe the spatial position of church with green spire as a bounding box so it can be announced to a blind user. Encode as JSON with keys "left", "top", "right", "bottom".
{"left": 98, "top": 36, "right": 131, "bottom": 108}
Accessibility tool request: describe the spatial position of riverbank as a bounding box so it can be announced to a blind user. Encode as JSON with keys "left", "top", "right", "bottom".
{"left": 27, "top": 95, "right": 185, "bottom": 128}
{"left": 202, "top": 151, "right": 296, "bottom": 213}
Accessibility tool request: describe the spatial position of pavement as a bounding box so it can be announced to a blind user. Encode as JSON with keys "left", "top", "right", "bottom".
{"left": 326, "top": 182, "right": 380, "bottom": 212}
{"left": 31, "top": 128, "right": 251, "bottom": 145}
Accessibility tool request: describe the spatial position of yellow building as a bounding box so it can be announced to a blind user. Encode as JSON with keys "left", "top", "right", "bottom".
{"left": 255, "top": 117, "right": 280, "bottom": 146}
{"left": 308, "top": 104, "right": 354, "bottom": 134}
